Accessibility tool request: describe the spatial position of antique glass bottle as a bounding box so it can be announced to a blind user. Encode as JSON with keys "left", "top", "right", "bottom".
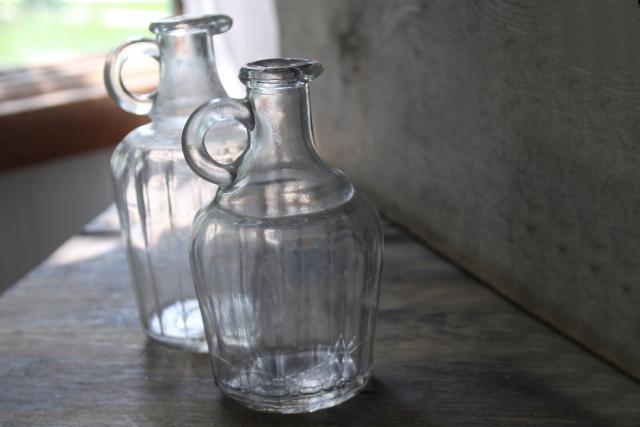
{"left": 106, "top": 15, "right": 239, "bottom": 352}
{"left": 182, "top": 58, "right": 383, "bottom": 412}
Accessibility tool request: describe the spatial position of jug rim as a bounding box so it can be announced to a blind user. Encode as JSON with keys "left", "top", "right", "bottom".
{"left": 239, "top": 58, "right": 323, "bottom": 84}
{"left": 149, "top": 14, "right": 232, "bottom": 35}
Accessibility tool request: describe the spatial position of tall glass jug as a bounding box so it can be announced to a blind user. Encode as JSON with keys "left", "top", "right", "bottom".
{"left": 183, "top": 58, "right": 383, "bottom": 412}
{"left": 106, "top": 15, "right": 237, "bottom": 352}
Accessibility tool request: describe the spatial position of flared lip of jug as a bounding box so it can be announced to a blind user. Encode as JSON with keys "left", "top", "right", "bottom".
{"left": 149, "top": 14, "right": 232, "bottom": 35}
{"left": 239, "top": 58, "right": 323, "bottom": 85}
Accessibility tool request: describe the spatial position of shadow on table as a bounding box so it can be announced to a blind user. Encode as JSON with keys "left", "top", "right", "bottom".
{"left": 214, "top": 376, "right": 428, "bottom": 426}
{"left": 133, "top": 326, "right": 631, "bottom": 427}
{"left": 137, "top": 341, "right": 426, "bottom": 426}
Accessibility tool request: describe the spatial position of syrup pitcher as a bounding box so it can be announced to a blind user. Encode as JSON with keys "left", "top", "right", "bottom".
{"left": 106, "top": 15, "right": 243, "bottom": 352}
{"left": 182, "top": 59, "right": 383, "bottom": 412}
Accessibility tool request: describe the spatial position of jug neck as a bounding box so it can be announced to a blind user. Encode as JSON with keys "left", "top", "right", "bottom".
{"left": 241, "top": 83, "right": 319, "bottom": 171}
{"left": 219, "top": 80, "right": 354, "bottom": 218}
{"left": 150, "top": 28, "right": 226, "bottom": 122}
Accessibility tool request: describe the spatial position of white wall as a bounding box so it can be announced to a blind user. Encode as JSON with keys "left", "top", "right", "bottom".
{"left": 184, "top": 0, "right": 280, "bottom": 98}
{"left": 0, "top": 148, "right": 114, "bottom": 292}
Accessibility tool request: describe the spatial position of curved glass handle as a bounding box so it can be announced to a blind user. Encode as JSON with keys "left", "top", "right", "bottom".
{"left": 182, "top": 98, "right": 254, "bottom": 187}
{"left": 103, "top": 38, "right": 159, "bottom": 115}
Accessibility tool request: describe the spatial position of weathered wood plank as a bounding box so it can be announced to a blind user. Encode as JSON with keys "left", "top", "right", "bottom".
{"left": 0, "top": 54, "right": 154, "bottom": 171}
{"left": 276, "top": 0, "right": 640, "bottom": 379}
{"left": 0, "top": 216, "right": 638, "bottom": 425}
{"left": 0, "top": 97, "right": 147, "bottom": 172}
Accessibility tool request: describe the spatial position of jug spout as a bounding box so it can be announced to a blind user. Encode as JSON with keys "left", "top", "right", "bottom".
{"left": 241, "top": 66, "right": 321, "bottom": 173}
{"left": 224, "top": 58, "right": 353, "bottom": 217}
{"left": 104, "top": 14, "right": 230, "bottom": 120}
{"left": 150, "top": 14, "right": 231, "bottom": 120}
{"left": 238, "top": 57, "right": 323, "bottom": 87}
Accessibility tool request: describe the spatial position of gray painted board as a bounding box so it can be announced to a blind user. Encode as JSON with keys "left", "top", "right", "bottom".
{"left": 276, "top": 0, "right": 640, "bottom": 378}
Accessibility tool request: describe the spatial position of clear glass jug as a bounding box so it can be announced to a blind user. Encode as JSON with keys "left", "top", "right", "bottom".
{"left": 183, "top": 58, "right": 383, "bottom": 412}
{"left": 106, "top": 15, "right": 239, "bottom": 352}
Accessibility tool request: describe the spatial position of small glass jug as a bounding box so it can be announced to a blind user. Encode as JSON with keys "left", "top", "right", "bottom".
{"left": 106, "top": 15, "right": 239, "bottom": 352}
{"left": 183, "top": 58, "right": 383, "bottom": 412}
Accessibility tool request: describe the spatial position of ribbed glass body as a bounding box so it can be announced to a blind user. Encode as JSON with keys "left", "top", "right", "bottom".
{"left": 183, "top": 59, "right": 383, "bottom": 412}
{"left": 107, "top": 15, "right": 234, "bottom": 352}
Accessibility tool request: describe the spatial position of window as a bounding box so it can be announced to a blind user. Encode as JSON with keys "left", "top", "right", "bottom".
{"left": 0, "top": 0, "right": 171, "bottom": 68}
{"left": 0, "top": 0, "right": 175, "bottom": 291}
{"left": 0, "top": 0, "right": 173, "bottom": 170}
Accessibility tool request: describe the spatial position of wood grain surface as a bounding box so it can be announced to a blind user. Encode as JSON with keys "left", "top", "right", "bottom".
{"left": 0, "top": 214, "right": 638, "bottom": 426}
{"left": 276, "top": 0, "right": 640, "bottom": 379}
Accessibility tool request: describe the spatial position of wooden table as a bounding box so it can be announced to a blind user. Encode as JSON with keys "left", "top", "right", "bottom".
{"left": 1, "top": 209, "right": 639, "bottom": 426}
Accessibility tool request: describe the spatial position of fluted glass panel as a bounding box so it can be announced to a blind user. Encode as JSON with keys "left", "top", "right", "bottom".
{"left": 191, "top": 194, "right": 382, "bottom": 410}
{"left": 112, "top": 127, "right": 218, "bottom": 351}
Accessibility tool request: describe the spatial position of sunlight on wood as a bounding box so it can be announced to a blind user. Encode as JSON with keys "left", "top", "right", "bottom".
{"left": 47, "top": 237, "right": 120, "bottom": 267}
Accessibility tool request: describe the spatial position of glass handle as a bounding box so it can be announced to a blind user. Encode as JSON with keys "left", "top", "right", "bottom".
{"left": 103, "top": 38, "right": 159, "bottom": 115}
{"left": 182, "top": 98, "right": 254, "bottom": 187}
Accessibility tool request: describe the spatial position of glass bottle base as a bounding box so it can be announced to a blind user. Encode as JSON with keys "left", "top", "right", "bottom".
{"left": 218, "top": 373, "right": 370, "bottom": 413}
{"left": 146, "top": 298, "right": 208, "bottom": 353}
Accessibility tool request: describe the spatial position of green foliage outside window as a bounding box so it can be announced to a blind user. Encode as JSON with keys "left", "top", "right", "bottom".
{"left": 0, "top": 0, "right": 170, "bottom": 67}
